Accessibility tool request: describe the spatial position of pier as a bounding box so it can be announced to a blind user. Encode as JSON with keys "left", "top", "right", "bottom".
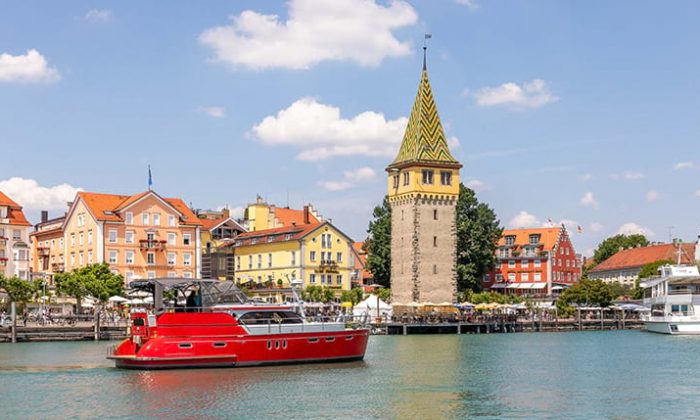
{"left": 0, "top": 325, "right": 128, "bottom": 343}
{"left": 375, "top": 319, "right": 644, "bottom": 335}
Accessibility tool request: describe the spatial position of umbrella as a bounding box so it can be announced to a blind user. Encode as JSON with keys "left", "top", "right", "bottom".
{"left": 128, "top": 298, "right": 145, "bottom": 305}
{"left": 108, "top": 296, "right": 128, "bottom": 303}
{"left": 437, "top": 302, "right": 454, "bottom": 306}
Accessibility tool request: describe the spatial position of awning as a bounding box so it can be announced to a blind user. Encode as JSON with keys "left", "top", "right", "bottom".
{"left": 506, "top": 283, "right": 520, "bottom": 289}
{"left": 490, "top": 283, "right": 507, "bottom": 289}
{"left": 530, "top": 283, "right": 547, "bottom": 289}
{"left": 519, "top": 283, "right": 533, "bottom": 289}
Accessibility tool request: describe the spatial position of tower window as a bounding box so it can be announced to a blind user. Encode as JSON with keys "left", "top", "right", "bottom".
{"left": 440, "top": 171, "right": 452, "bottom": 185}
{"left": 433, "top": 264, "right": 437, "bottom": 274}
{"left": 433, "top": 236, "right": 437, "bottom": 247}
{"left": 403, "top": 171, "right": 410, "bottom": 186}
{"left": 433, "top": 209, "right": 438, "bottom": 220}
{"left": 422, "top": 170, "right": 434, "bottom": 185}
{"left": 392, "top": 175, "right": 399, "bottom": 189}
{"left": 401, "top": 210, "right": 404, "bottom": 221}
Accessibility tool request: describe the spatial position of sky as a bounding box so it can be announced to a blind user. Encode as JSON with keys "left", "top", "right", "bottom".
{"left": 1, "top": 0, "right": 700, "bottom": 256}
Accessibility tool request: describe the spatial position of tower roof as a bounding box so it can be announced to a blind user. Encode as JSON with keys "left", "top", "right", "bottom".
{"left": 389, "top": 54, "right": 460, "bottom": 169}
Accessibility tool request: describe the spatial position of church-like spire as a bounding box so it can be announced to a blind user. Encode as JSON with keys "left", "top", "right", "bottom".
{"left": 389, "top": 43, "right": 459, "bottom": 169}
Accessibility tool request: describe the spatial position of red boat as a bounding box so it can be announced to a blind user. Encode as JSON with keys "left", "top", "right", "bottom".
{"left": 107, "top": 278, "right": 370, "bottom": 369}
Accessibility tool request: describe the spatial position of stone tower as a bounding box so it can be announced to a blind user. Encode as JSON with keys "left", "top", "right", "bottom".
{"left": 387, "top": 50, "right": 462, "bottom": 304}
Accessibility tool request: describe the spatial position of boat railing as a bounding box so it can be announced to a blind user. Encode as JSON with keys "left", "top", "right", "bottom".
{"left": 643, "top": 315, "right": 700, "bottom": 322}
{"left": 238, "top": 315, "right": 370, "bottom": 333}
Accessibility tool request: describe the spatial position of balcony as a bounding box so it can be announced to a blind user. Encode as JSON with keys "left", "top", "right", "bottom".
{"left": 139, "top": 239, "right": 167, "bottom": 251}
{"left": 315, "top": 260, "right": 339, "bottom": 273}
{"left": 37, "top": 247, "right": 51, "bottom": 257}
{"left": 51, "top": 262, "right": 65, "bottom": 272}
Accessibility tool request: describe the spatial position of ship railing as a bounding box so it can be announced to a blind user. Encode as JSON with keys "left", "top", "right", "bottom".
{"left": 238, "top": 315, "right": 370, "bottom": 333}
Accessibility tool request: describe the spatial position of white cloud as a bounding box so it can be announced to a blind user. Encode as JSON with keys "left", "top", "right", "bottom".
{"left": 508, "top": 211, "right": 541, "bottom": 228}
{"left": 464, "top": 179, "right": 488, "bottom": 192}
{"left": 0, "top": 49, "right": 60, "bottom": 84}
{"left": 250, "top": 97, "right": 407, "bottom": 160}
{"left": 460, "top": 88, "right": 470, "bottom": 97}
{"left": 455, "top": 0, "right": 479, "bottom": 10}
{"left": 84, "top": 9, "right": 112, "bottom": 22}
{"left": 611, "top": 171, "right": 644, "bottom": 180}
{"left": 319, "top": 167, "right": 376, "bottom": 191}
{"left": 590, "top": 222, "right": 604, "bottom": 232}
{"left": 0, "top": 177, "right": 82, "bottom": 211}
{"left": 579, "top": 191, "right": 599, "bottom": 208}
{"left": 579, "top": 173, "right": 593, "bottom": 181}
{"left": 474, "top": 79, "right": 558, "bottom": 109}
{"left": 447, "top": 136, "right": 460, "bottom": 149}
{"left": 198, "top": 106, "right": 226, "bottom": 118}
{"left": 646, "top": 190, "right": 660, "bottom": 201}
{"left": 617, "top": 222, "right": 655, "bottom": 237}
{"left": 674, "top": 162, "right": 694, "bottom": 170}
{"left": 199, "top": 0, "right": 418, "bottom": 70}
{"left": 695, "top": 189, "right": 700, "bottom": 197}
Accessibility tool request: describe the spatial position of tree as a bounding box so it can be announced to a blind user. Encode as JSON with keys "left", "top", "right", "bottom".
{"left": 55, "top": 263, "right": 124, "bottom": 309}
{"left": 365, "top": 197, "right": 392, "bottom": 287}
{"left": 373, "top": 288, "right": 391, "bottom": 303}
{"left": 632, "top": 259, "right": 673, "bottom": 299}
{"left": 302, "top": 285, "right": 335, "bottom": 303}
{"left": 593, "top": 234, "right": 649, "bottom": 264}
{"left": 55, "top": 271, "right": 88, "bottom": 309}
{"left": 340, "top": 287, "right": 365, "bottom": 305}
{"left": 0, "top": 274, "right": 40, "bottom": 306}
{"left": 557, "top": 279, "right": 614, "bottom": 310}
{"left": 455, "top": 183, "right": 502, "bottom": 292}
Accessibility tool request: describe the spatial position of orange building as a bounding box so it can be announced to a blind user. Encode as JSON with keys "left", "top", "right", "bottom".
{"left": 31, "top": 190, "right": 202, "bottom": 284}
{"left": 484, "top": 226, "right": 581, "bottom": 296}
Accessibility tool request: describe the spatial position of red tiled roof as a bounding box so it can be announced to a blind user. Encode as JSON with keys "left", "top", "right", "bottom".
{"left": 274, "top": 207, "right": 318, "bottom": 227}
{"left": 199, "top": 216, "right": 228, "bottom": 231}
{"left": 498, "top": 227, "right": 562, "bottom": 251}
{"left": 0, "top": 191, "right": 32, "bottom": 226}
{"left": 589, "top": 243, "right": 696, "bottom": 272}
{"left": 233, "top": 223, "right": 322, "bottom": 247}
{"left": 77, "top": 191, "right": 202, "bottom": 226}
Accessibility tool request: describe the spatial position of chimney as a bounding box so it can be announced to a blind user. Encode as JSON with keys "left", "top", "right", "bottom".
{"left": 41, "top": 211, "right": 48, "bottom": 223}
{"left": 222, "top": 208, "right": 230, "bottom": 219}
{"left": 303, "top": 205, "right": 310, "bottom": 224}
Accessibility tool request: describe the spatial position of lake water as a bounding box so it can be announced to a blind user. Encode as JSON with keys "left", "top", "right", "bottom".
{"left": 0, "top": 331, "right": 697, "bottom": 419}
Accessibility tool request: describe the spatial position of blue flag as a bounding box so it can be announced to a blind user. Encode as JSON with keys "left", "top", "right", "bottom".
{"left": 148, "top": 165, "right": 153, "bottom": 190}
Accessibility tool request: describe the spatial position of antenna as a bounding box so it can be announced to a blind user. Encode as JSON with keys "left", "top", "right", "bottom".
{"left": 666, "top": 226, "right": 675, "bottom": 243}
{"left": 423, "top": 33, "right": 432, "bottom": 70}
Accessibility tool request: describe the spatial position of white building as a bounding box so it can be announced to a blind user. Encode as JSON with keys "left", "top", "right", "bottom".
{"left": 0, "top": 192, "right": 32, "bottom": 280}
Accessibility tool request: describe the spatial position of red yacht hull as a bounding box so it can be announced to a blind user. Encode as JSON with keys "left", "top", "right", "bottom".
{"left": 108, "top": 312, "right": 370, "bottom": 369}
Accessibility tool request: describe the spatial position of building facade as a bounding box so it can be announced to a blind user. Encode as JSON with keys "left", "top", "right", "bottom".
{"left": 0, "top": 192, "right": 32, "bottom": 280}
{"left": 588, "top": 242, "right": 697, "bottom": 286}
{"left": 30, "top": 212, "right": 66, "bottom": 283}
{"left": 484, "top": 227, "right": 581, "bottom": 296}
{"left": 387, "top": 52, "right": 462, "bottom": 304}
{"left": 244, "top": 196, "right": 321, "bottom": 232}
{"left": 198, "top": 208, "right": 246, "bottom": 280}
{"left": 30, "top": 190, "right": 202, "bottom": 285}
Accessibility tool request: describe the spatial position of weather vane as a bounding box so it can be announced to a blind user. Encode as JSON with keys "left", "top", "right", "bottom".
{"left": 423, "top": 33, "right": 432, "bottom": 69}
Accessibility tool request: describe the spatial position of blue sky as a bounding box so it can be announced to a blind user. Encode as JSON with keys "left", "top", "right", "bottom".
{"left": 1, "top": 0, "right": 699, "bottom": 256}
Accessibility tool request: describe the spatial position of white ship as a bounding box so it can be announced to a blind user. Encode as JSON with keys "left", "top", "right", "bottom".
{"left": 641, "top": 264, "right": 700, "bottom": 334}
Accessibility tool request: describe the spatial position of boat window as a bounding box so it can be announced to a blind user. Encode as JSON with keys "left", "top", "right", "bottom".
{"left": 238, "top": 311, "right": 304, "bottom": 325}
{"left": 213, "top": 342, "right": 226, "bottom": 348}
{"left": 133, "top": 318, "right": 145, "bottom": 327}
{"left": 308, "top": 338, "right": 319, "bottom": 343}
{"left": 282, "top": 339, "right": 287, "bottom": 349}
{"left": 325, "top": 337, "right": 335, "bottom": 342}
{"left": 178, "top": 343, "right": 193, "bottom": 349}
{"left": 345, "top": 335, "right": 354, "bottom": 341}
{"left": 267, "top": 340, "right": 272, "bottom": 350}
{"left": 275, "top": 340, "right": 280, "bottom": 349}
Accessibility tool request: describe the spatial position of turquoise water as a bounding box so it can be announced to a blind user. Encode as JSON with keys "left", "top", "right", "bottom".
{"left": 0, "top": 331, "right": 697, "bottom": 419}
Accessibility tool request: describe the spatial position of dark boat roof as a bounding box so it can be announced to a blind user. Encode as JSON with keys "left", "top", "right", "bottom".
{"left": 129, "top": 277, "right": 222, "bottom": 290}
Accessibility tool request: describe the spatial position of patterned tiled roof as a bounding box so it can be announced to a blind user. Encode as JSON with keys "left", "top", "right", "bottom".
{"left": 389, "top": 62, "right": 459, "bottom": 168}
{"left": 589, "top": 243, "right": 696, "bottom": 273}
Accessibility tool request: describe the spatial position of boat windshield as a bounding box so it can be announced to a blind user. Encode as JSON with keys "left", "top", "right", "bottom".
{"left": 238, "top": 311, "right": 303, "bottom": 325}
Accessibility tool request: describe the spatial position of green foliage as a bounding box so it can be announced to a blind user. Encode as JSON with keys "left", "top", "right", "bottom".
{"left": 365, "top": 197, "right": 391, "bottom": 287}
{"left": 373, "top": 287, "right": 391, "bottom": 303}
{"left": 467, "top": 291, "right": 522, "bottom": 304}
{"left": 302, "top": 285, "right": 335, "bottom": 303}
{"left": 340, "top": 287, "right": 365, "bottom": 305}
{"left": 455, "top": 183, "right": 502, "bottom": 292}
{"left": 557, "top": 279, "right": 614, "bottom": 311}
{"left": 55, "top": 263, "right": 124, "bottom": 303}
{"left": 593, "top": 234, "right": 649, "bottom": 264}
{"left": 608, "top": 282, "right": 634, "bottom": 299}
{"left": 632, "top": 259, "right": 673, "bottom": 299}
{"left": 0, "top": 274, "right": 41, "bottom": 303}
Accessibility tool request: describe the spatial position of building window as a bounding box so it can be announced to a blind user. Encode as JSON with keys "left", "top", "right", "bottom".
{"left": 337, "top": 274, "right": 342, "bottom": 285}
{"left": 125, "top": 231, "right": 134, "bottom": 244}
{"left": 108, "top": 251, "right": 118, "bottom": 264}
{"left": 433, "top": 209, "right": 438, "bottom": 220}
{"left": 168, "top": 215, "right": 176, "bottom": 227}
{"left": 236, "top": 256, "right": 241, "bottom": 270}
{"left": 183, "top": 271, "right": 193, "bottom": 279}
{"left": 257, "top": 254, "right": 262, "bottom": 269}
{"left": 566, "top": 260, "right": 570, "bottom": 268}
{"left": 125, "top": 212, "right": 133, "bottom": 224}
{"left": 534, "top": 259, "right": 541, "bottom": 268}
{"left": 167, "top": 253, "right": 176, "bottom": 266}
{"left": 108, "top": 230, "right": 117, "bottom": 243}
{"left": 248, "top": 255, "right": 252, "bottom": 269}
{"left": 87, "top": 251, "right": 93, "bottom": 264}
{"left": 310, "top": 251, "right": 316, "bottom": 262}
{"left": 142, "top": 213, "right": 149, "bottom": 226}
{"left": 310, "top": 274, "right": 316, "bottom": 283}
{"left": 79, "top": 252, "right": 84, "bottom": 265}
{"left": 79, "top": 232, "right": 84, "bottom": 246}
{"left": 504, "top": 236, "right": 515, "bottom": 246}
{"left": 268, "top": 253, "right": 272, "bottom": 268}
{"left": 508, "top": 260, "right": 515, "bottom": 268}
{"left": 521, "top": 273, "right": 529, "bottom": 282}
{"left": 433, "top": 264, "right": 437, "bottom": 274}
{"left": 147, "top": 271, "right": 156, "bottom": 279}
{"left": 422, "top": 169, "right": 434, "bottom": 185}
{"left": 167, "top": 233, "right": 176, "bottom": 245}
{"left": 147, "top": 252, "right": 155, "bottom": 265}
{"left": 126, "top": 251, "right": 134, "bottom": 265}
{"left": 126, "top": 271, "right": 134, "bottom": 281}
{"left": 87, "top": 230, "right": 93, "bottom": 245}
{"left": 183, "top": 253, "right": 192, "bottom": 266}
{"left": 336, "top": 252, "right": 342, "bottom": 263}
{"left": 534, "top": 272, "right": 542, "bottom": 282}
{"left": 70, "top": 234, "right": 75, "bottom": 247}
{"left": 167, "top": 271, "right": 176, "bottom": 278}
{"left": 152, "top": 213, "right": 160, "bottom": 226}
{"left": 529, "top": 234, "right": 541, "bottom": 245}
{"left": 521, "top": 259, "right": 528, "bottom": 268}
{"left": 433, "top": 236, "right": 438, "bottom": 247}
{"left": 440, "top": 171, "right": 452, "bottom": 185}
{"left": 392, "top": 175, "right": 399, "bottom": 189}
{"left": 403, "top": 171, "right": 410, "bottom": 186}
{"left": 291, "top": 251, "right": 296, "bottom": 266}
{"left": 183, "top": 234, "right": 191, "bottom": 246}
{"left": 508, "top": 272, "right": 516, "bottom": 282}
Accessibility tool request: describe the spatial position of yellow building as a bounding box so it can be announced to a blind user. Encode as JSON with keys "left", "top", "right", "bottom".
{"left": 231, "top": 218, "right": 355, "bottom": 300}
{"left": 244, "top": 196, "right": 322, "bottom": 232}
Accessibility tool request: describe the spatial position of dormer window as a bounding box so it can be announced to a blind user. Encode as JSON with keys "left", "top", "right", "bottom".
{"left": 529, "top": 234, "right": 541, "bottom": 245}
{"left": 0, "top": 206, "right": 7, "bottom": 218}
{"left": 504, "top": 235, "right": 516, "bottom": 246}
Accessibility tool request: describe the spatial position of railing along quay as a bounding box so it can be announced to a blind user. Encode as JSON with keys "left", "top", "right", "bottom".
{"left": 0, "top": 324, "right": 129, "bottom": 343}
